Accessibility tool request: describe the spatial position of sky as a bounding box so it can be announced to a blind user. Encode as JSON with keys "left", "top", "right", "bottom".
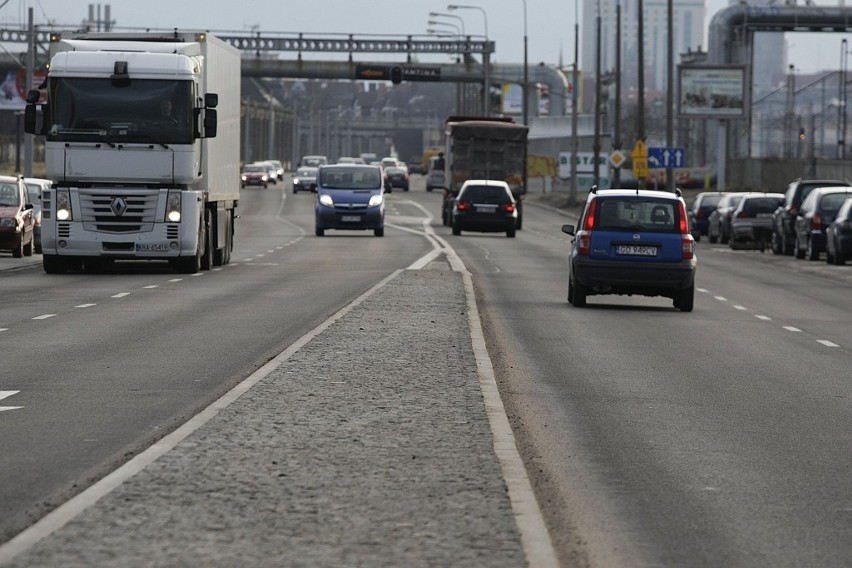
{"left": 0, "top": 0, "right": 849, "bottom": 74}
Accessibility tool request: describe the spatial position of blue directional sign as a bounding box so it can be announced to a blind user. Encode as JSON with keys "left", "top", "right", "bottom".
{"left": 647, "top": 147, "right": 686, "bottom": 169}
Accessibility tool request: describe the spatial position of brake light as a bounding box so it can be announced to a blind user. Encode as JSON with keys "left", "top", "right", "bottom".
{"left": 501, "top": 203, "right": 515, "bottom": 213}
{"left": 678, "top": 202, "right": 689, "bottom": 234}
{"left": 584, "top": 198, "right": 597, "bottom": 230}
{"left": 457, "top": 201, "right": 472, "bottom": 212}
{"left": 811, "top": 213, "right": 823, "bottom": 230}
{"left": 682, "top": 235, "right": 695, "bottom": 259}
{"left": 576, "top": 230, "right": 591, "bottom": 255}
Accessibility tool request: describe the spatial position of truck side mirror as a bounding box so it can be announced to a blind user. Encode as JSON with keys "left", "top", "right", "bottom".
{"left": 203, "top": 108, "right": 217, "bottom": 138}
{"left": 204, "top": 92, "right": 218, "bottom": 109}
{"left": 24, "top": 104, "right": 46, "bottom": 135}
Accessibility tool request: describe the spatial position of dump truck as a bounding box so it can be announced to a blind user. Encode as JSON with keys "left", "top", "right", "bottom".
{"left": 440, "top": 116, "right": 528, "bottom": 229}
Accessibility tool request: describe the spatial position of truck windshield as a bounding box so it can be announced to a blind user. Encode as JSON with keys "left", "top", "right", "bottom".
{"left": 47, "top": 78, "right": 193, "bottom": 145}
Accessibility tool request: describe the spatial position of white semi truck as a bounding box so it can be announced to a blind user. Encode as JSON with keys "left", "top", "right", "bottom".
{"left": 24, "top": 31, "right": 241, "bottom": 274}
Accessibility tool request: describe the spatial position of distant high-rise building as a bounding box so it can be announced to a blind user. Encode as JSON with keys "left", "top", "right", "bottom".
{"left": 581, "top": 0, "right": 705, "bottom": 91}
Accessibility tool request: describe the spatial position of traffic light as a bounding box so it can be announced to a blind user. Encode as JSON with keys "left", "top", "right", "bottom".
{"left": 799, "top": 127, "right": 807, "bottom": 140}
{"left": 390, "top": 66, "right": 402, "bottom": 85}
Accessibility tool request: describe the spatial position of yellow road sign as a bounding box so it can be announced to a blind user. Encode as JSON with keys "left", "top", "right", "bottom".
{"left": 633, "top": 157, "right": 648, "bottom": 179}
{"left": 631, "top": 139, "right": 648, "bottom": 160}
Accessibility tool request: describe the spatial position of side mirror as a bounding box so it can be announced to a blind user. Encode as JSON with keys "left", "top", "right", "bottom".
{"left": 561, "top": 224, "right": 575, "bottom": 235}
{"left": 204, "top": 92, "right": 218, "bottom": 108}
{"left": 203, "top": 108, "right": 217, "bottom": 138}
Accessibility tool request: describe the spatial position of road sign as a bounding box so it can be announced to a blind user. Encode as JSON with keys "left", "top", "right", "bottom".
{"left": 402, "top": 66, "right": 441, "bottom": 82}
{"left": 647, "top": 147, "right": 686, "bottom": 169}
{"left": 631, "top": 139, "right": 648, "bottom": 160}
{"left": 609, "top": 150, "right": 626, "bottom": 169}
{"left": 632, "top": 158, "right": 648, "bottom": 179}
{"left": 356, "top": 65, "right": 388, "bottom": 80}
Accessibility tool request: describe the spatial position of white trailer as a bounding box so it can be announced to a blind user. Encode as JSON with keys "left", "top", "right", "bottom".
{"left": 25, "top": 31, "right": 241, "bottom": 273}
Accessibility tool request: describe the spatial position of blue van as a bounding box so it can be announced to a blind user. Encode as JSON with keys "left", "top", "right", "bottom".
{"left": 315, "top": 164, "right": 387, "bottom": 237}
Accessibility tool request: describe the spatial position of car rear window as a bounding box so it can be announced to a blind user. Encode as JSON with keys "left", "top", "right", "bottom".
{"left": 741, "top": 197, "right": 780, "bottom": 215}
{"left": 459, "top": 185, "right": 510, "bottom": 203}
{"left": 595, "top": 198, "right": 678, "bottom": 232}
{"left": 697, "top": 194, "right": 723, "bottom": 211}
{"left": 819, "top": 192, "right": 852, "bottom": 213}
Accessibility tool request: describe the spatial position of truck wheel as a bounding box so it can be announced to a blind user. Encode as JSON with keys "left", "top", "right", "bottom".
{"left": 43, "top": 255, "right": 68, "bottom": 274}
{"left": 201, "top": 209, "right": 215, "bottom": 270}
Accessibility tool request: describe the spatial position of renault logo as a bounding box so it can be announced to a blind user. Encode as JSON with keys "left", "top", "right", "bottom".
{"left": 110, "top": 197, "right": 128, "bottom": 217}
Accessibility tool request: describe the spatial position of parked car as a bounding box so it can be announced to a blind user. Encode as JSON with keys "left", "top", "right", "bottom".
{"left": 708, "top": 192, "right": 745, "bottom": 244}
{"left": 0, "top": 175, "right": 36, "bottom": 258}
{"left": 729, "top": 192, "right": 784, "bottom": 250}
{"left": 314, "top": 164, "right": 386, "bottom": 237}
{"left": 451, "top": 180, "right": 517, "bottom": 238}
{"left": 241, "top": 164, "right": 269, "bottom": 188}
{"left": 300, "top": 155, "right": 328, "bottom": 168}
{"left": 24, "top": 177, "right": 51, "bottom": 254}
{"left": 687, "top": 191, "right": 725, "bottom": 241}
{"left": 292, "top": 166, "right": 318, "bottom": 193}
{"left": 825, "top": 196, "right": 852, "bottom": 265}
{"left": 560, "top": 188, "right": 696, "bottom": 311}
{"left": 771, "top": 178, "right": 848, "bottom": 255}
{"left": 384, "top": 166, "right": 410, "bottom": 191}
{"left": 793, "top": 186, "right": 852, "bottom": 260}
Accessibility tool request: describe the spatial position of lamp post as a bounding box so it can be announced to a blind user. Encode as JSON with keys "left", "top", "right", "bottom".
{"left": 447, "top": 4, "right": 490, "bottom": 115}
{"left": 428, "top": 12, "right": 466, "bottom": 38}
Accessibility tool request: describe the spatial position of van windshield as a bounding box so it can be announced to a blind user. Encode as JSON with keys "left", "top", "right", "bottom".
{"left": 320, "top": 167, "right": 382, "bottom": 189}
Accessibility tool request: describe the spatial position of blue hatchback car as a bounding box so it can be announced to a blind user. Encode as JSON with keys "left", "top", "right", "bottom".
{"left": 315, "top": 164, "right": 387, "bottom": 237}
{"left": 561, "top": 188, "right": 697, "bottom": 311}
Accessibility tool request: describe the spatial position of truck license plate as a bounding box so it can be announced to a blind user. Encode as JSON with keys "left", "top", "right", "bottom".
{"left": 136, "top": 243, "right": 169, "bottom": 252}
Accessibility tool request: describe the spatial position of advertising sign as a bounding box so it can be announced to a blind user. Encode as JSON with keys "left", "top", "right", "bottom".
{"left": 679, "top": 66, "right": 746, "bottom": 118}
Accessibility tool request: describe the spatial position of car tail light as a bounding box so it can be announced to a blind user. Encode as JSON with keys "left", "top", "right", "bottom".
{"left": 457, "top": 201, "right": 472, "bottom": 212}
{"left": 584, "top": 198, "right": 597, "bottom": 230}
{"left": 576, "top": 230, "right": 591, "bottom": 255}
{"left": 678, "top": 201, "right": 689, "bottom": 234}
{"left": 811, "top": 214, "right": 824, "bottom": 230}
{"left": 789, "top": 204, "right": 798, "bottom": 216}
{"left": 501, "top": 203, "right": 515, "bottom": 213}
{"left": 678, "top": 202, "right": 695, "bottom": 259}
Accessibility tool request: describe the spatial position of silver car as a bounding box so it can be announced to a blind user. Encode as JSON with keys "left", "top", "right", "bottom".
{"left": 729, "top": 192, "right": 784, "bottom": 250}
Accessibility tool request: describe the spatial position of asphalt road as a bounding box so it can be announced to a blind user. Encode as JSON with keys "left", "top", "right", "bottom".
{"left": 1, "top": 176, "right": 851, "bottom": 567}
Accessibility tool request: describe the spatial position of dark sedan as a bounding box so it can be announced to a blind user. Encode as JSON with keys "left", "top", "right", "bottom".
{"left": 688, "top": 192, "right": 725, "bottom": 241}
{"left": 384, "top": 166, "right": 410, "bottom": 191}
{"left": 451, "top": 180, "right": 517, "bottom": 238}
{"left": 825, "top": 196, "right": 852, "bottom": 265}
{"left": 793, "top": 186, "right": 852, "bottom": 260}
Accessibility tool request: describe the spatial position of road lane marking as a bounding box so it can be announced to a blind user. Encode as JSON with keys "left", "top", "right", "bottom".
{"left": 733, "top": 305, "right": 747, "bottom": 310}
{"left": 143, "top": 285, "right": 158, "bottom": 289}
{"left": 755, "top": 315, "right": 771, "bottom": 321}
{"left": 817, "top": 339, "right": 840, "bottom": 347}
{"left": 714, "top": 296, "right": 727, "bottom": 301}
{"left": 111, "top": 293, "right": 130, "bottom": 298}
{"left": 0, "top": 390, "right": 23, "bottom": 412}
{"left": 32, "top": 314, "right": 56, "bottom": 320}
{"left": 168, "top": 278, "right": 182, "bottom": 282}
{"left": 784, "top": 326, "right": 802, "bottom": 332}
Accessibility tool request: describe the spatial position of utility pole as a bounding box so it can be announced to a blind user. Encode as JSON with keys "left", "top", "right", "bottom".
{"left": 612, "top": 3, "right": 622, "bottom": 188}
{"left": 24, "top": 7, "right": 34, "bottom": 178}
{"left": 593, "top": 9, "right": 601, "bottom": 187}
{"left": 666, "top": 0, "right": 674, "bottom": 192}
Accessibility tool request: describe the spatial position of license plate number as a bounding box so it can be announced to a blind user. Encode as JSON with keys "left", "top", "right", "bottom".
{"left": 340, "top": 215, "right": 360, "bottom": 222}
{"left": 136, "top": 243, "right": 169, "bottom": 252}
{"left": 617, "top": 245, "right": 657, "bottom": 256}
{"left": 475, "top": 205, "right": 498, "bottom": 213}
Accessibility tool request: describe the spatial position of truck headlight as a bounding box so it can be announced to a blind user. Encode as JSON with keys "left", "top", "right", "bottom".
{"left": 56, "top": 189, "right": 72, "bottom": 221}
{"left": 319, "top": 194, "right": 334, "bottom": 207}
{"left": 165, "top": 190, "right": 181, "bottom": 222}
{"left": 368, "top": 195, "right": 383, "bottom": 207}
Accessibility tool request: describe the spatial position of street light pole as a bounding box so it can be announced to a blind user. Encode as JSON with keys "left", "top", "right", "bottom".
{"left": 447, "top": 4, "right": 490, "bottom": 115}
{"left": 522, "top": 0, "right": 528, "bottom": 199}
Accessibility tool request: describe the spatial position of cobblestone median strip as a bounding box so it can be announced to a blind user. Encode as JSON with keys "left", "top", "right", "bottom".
{"left": 4, "top": 266, "right": 530, "bottom": 567}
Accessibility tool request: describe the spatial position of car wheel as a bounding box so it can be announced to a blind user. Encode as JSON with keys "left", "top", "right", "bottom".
{"left": 806, "top": 237, "right": 819, "bottom": 260}
{"left": 568, "top": 277, "right": 587, "bottom": 307}
{"left": 315, "top": 227, "right": 324, "bottom": 237}
{"left": 709, "top": 230, "right": 718, "bottom": 244}
{"left": 720, "top": 227, "right": 729, "bottom": 244}
{"left": 23, "top": 235, "right": 34, "bottom": 257}
{"left": 426, "top": 185, "right": 432, "bottom": 192}
{"left": 374, "top": 228, "right": 384, "bottom": 237}
{"left": 694, "top": 233, "right": 701, "bottom": 242}
{"left": 506, "top": 228, "right": 516, "bottom": 238}
{"left": 836, "top": 251, "right": 847, "bottom": 265}
{"left": 771, "top": 231, "right": 783, "bottom": 254}
{"left": 12, "top": 236, "right": 23, "bottom": 258}
{"left": 825, "top": 248, "right": 835, "bottom": 264}
{"left": 674, "top": 284, "right": 695, "bottom": 312}
{"left": 452, "top": 221, "right": 461, "bottom": 236}
{"left": 34, "top": 239, "right": 42, "bottom": 255}
{"left": 795, "top": 236, "right": 806, "bottom": 259}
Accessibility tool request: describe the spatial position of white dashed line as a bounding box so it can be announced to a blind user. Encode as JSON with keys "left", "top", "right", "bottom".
{"left": 697, "top": 288, "right": 710, "bottom": 294}
{"left": 783, "top": 326, "right": 802, "bottom": 332}
{"left": 75, "top": 304, "right": 96, "bottom": 308}
{"left": 733, "top": 305, "right": 747, "bottom": 311}
{"left": 755, "top": 315, "right": 772, "bottom": 321}
{"left": 168, "top": 278, "right": 183, "bottom": 282}
{"left": 111, "top": 293, "right": 130, "bottom": 298}
{"left": 0, "top": 328, "right": 8, "bottom": 332}
{"left": 714, "top": 296, "right": 727, "bottom": 302}
{"left": 143, "top": 285, "right": 159, "bottom": 289}
{"left": 817, "top": 339, "right": 840, "bottom": 347}
{"left": 191, "top": 273, "right": 204, "bottom": 277}
{"left": 32, "top": 314, "right": 56, "bottom": 320}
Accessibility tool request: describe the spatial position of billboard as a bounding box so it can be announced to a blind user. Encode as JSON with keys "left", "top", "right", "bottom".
{"left": 679, "top": 66, "right": 746, "bottom": 118}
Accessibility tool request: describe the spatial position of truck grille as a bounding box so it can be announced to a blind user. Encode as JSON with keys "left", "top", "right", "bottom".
{"left": 80, "top": 189, "right": 159, "bottom": 233}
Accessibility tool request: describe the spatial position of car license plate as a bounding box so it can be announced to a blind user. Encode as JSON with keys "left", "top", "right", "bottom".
{"left": 475, "top": 205, "right": 498, "bottom": 213}
{"left": 341, "top": 215, "right": 360, "bottom": 222}
{"left": 136, "top": 243, "right": 169, "bottom": 252}
{"left": 616, "top": 245, "right": 657, "bottom": 256}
